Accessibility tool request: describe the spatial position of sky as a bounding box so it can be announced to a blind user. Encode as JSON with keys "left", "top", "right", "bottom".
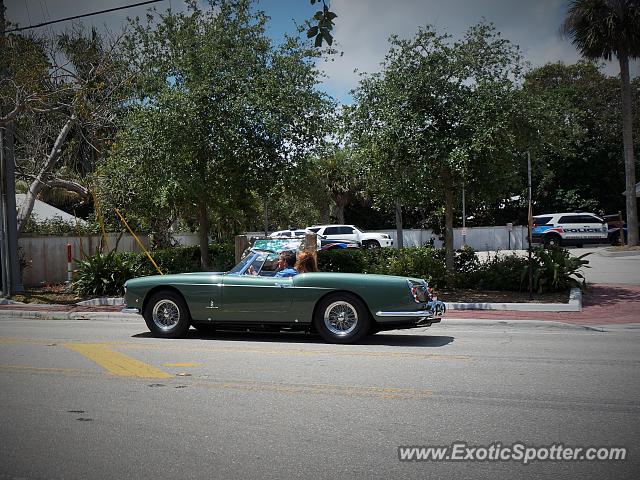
{"left": 6, "top": 0, "right": 639, "bottom": 104}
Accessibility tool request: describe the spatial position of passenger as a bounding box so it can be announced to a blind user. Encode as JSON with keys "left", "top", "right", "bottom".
{"left": 295, "top": 251, "right": 318, "bottom": 273}
{"left": 274, "top": 251, "right": 298, "bottom": 277}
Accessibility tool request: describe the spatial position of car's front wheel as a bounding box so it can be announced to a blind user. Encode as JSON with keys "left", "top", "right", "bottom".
{"left": 314, "top": 293, "right": 370, "bottom": 344}
{"left": 544, "top": 234, "right": 561, "bottom": 248}
{"left": 143, "top": 290, "right": 191, "bottom": 338}
{"left": 363, "top": 240, "right": 381, "bottom": 249}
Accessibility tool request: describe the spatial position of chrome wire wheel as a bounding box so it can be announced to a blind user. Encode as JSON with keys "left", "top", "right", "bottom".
{"left": 323, "top": 301, "right": 358, "bottom": 336}
{"left": 152, "top": 299, "right": 181, "bottom": 332}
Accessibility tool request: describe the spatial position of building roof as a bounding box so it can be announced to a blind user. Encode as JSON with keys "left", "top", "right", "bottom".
{"left": 15, "top": 194, "right": 87, "bottom": 225}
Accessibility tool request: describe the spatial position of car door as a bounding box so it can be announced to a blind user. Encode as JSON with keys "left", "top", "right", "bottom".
{"left": 579, "top": 214, "right": 607, "bottom": 242}
{"left": 323, "top": 226, "right": 357, "bottom": 242}
{"left": 218, "top": 274, "right": 294, "bottom": 323}
{"left": 558, "top": 215, "right": 583, "bottom": 242}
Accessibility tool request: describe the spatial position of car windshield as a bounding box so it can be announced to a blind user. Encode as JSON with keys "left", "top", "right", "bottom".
{"left": 228, "top": 250, "right": 280, "bottom": 276}
{"left": 227, "top": 238, "right": 303, "bottom": 276}
{"left": 533, "top": 216, "right": 552, "bottom": 226}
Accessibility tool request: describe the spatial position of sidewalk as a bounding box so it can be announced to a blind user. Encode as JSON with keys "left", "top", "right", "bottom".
{"left": 1, "top": 283, "right": 638, "bottom": 326}
{"left": 447, "top": 284, "right": 640, "bottom": 325}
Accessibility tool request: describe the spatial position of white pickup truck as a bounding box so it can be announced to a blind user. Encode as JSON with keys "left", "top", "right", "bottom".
{"left": 306, "top": 224, "right": 393, "bottom": 248}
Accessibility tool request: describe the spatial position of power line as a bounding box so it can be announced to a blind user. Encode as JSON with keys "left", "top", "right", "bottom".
{"left": 6, "top": 0, "right": 165, "bottom": 33}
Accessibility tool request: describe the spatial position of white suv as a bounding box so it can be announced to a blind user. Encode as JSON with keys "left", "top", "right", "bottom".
{"left": 532, "top": 212, "right": 608, "bottom": 247}
{"left": 306, "top": 224, "right": 393, "bottom": 248}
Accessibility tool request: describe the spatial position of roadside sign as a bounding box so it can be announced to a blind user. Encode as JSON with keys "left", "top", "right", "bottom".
{"left": 507, "top": 222, "right": 513, "bottom": 231}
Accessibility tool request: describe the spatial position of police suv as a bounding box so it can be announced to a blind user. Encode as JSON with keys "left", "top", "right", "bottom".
{"left": 532, "top": 212, "right": 608, "bottom": 247}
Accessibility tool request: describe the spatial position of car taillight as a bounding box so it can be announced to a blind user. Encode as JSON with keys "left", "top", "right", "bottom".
{"left": 407, "top": 280, "right": 430, "bottom": 303}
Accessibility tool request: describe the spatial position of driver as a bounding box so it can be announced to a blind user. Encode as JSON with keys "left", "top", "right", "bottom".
{"left": 274, "top": 251, "right": 298, "bottom": 277}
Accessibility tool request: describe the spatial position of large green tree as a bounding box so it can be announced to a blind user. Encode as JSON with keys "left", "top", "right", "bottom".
{"left": 101, "top": 0, "right": 330, "bottom": 267}
{"left": 348, "top": 23, "right": 526, "bottom": 276}
{"left": 522, "top": 62, "right": 637, "bottom": 215}
{"left": 562, "top": 0, "right": 640, "bottom": 245}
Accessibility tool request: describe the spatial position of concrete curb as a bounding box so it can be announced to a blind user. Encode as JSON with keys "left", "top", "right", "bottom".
{"left": 445, "top": 287, "right": 582, "bottom": 312}
{"left": 0, "top": 309, "right": 140, "bottom": 321}
{"left": 75, "top": 297, "right": 124, "bottom": 306}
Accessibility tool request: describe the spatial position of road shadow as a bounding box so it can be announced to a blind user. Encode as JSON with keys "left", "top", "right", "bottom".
{"left": 132, "top": 330, "right": 455, "bottom": 347}
{"left": 583, "top": 284, "right": 640, "bottom": 307}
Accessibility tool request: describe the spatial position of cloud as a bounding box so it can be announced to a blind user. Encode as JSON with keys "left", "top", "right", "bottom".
{"left": 319, "top": 0, "right": 638, "bottom": 103}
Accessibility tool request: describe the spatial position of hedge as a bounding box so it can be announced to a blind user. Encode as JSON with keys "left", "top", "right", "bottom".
{"left": 73, "top": 243, "right": 586, "bottom": 296}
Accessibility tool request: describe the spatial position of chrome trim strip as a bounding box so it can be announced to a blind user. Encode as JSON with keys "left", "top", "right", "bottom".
{"left": 376, "top": 310, "right": 436, "bottom": 318}
{"left": 121, "top": 307, "right": 140, "bottom": 314}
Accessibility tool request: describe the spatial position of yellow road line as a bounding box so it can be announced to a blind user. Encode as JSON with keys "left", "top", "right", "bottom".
{"left": 64, "top": 343, "right": 172, "bottom": 379}
{"left": 0, "top": 364, "right": 88, "bottom": 375}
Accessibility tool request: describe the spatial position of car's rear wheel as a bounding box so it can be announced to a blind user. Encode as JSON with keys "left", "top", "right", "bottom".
{"left": 544, "top": 234, "right": 561, "bottom": 248}
{"left": 314, "top": 293, "right": 370, "bottom": 344}
{"left": 143, "top": 290, "right": 191, "bottom": 338}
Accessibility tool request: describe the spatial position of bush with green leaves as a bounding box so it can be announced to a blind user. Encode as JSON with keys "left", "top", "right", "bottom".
{"left": 123, "top": 243, "right": 236, "bottom": 276}
{"left": 526, "top": 246, "right": 590, "bottom": 292}
{"left": 471, "top": 253, "right": 529, "bottom": 290}
{"left": 318, "top": 245, "right": 587, "bottom": 293}
{"left": 73, "top": 250, "right": 140, "bottom": 296}
{"left": 73, "top": 243, "right": 235, "bottom": 297}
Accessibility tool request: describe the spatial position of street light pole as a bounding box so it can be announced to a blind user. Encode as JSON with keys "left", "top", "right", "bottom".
{"left": 461, "top": 180, "right": 466, "bottom": 248}
{"left": 527, "top": 151, "right": 533, "bottom": 300}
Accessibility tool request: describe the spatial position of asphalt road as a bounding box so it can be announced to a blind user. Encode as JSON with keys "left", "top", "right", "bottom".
{"left": 1, "top": 317, "right": 638, "bottom": 480}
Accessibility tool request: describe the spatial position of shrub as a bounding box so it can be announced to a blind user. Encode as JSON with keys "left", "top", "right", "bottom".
{"left": 73, "top": 243, "right": 235, "bottom": 297}
{"left": 123, "top": 243, "right": 235, "bottom": 276}
{"left": 472, "top": 253, "right": 529, "bottom": 291}
{"left": 318, "top": 247, "right": 448, "bottom": 288}
{"left": 73, "top": 250, "right": 140, "bottom": 296}
{"left": 526, "top": 246, "right": 590, "bottom": 292}
{"left": 317, "top": 249, "right": 367, "bottom": 273}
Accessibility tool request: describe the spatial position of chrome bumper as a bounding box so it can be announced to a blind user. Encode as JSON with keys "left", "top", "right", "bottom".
{"left": 375, "top": 300, "right": 446, "bottom": 319}
{"left": 121, "top": 307, "right": 141, "bottom": 314}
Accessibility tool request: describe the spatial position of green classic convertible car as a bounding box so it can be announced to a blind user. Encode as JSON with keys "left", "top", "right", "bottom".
{"left": 123, "top": 239, "right": 445, "bottom": 343}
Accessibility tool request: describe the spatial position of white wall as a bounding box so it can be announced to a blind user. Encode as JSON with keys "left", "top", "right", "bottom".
{"left": 19, "top": 226, "right": 528, "bottom": 286}
{"left": 380, "top": 226, "right": 528, "bottom": 251}
{"left": 244, "top": 226, "right": 528, "bottom": 251}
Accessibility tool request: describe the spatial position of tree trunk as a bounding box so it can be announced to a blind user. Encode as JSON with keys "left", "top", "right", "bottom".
{"left": 395, "top": 199, "right": 404, "bottom": 249}
{"left": 16, "top": 115, "right": 75, "bottom": 234}
{"left": 319, "top": 202, "right": 330, "bottom": 224}
{"left": 442, "top": 169, "right": 455, "bottom": 281}
{"left": 332, "top": 192, "right": 349, "bottom": 224}
{"left": 619, "top": 51, "right": 638, "bottom": 246}
{"left": 197, "top": 200, "right": 210, "bottom": 270}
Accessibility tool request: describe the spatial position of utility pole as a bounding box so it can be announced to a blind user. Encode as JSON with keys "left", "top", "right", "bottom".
{"left": 527, "top": 151, "right": 533, "bottom": 300}
{"left": 0, "top": 0, "right": 24, "bottom": 296}
{"left": 461, "top": 181, "right": 466, "bottom": 248}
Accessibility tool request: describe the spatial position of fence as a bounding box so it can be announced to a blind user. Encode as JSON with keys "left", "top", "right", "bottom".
{"left": 380, "top": 226, "right": 529, "bottom": 251}
{"left": 244, "top": 226, "right": 529, "bottom": 251}
{"left": 18, "top": 226, "right": 528, "bottom": 286}
{"left": 19, "top": 233, "right": 150, "bottom": 286}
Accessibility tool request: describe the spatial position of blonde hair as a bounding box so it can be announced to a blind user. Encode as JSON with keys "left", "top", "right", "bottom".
{"left": 295, "top": 251, "right": 318, "bottom": 273}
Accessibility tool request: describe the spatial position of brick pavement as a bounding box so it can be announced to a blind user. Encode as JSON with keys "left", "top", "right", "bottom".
{"left": 447, "top": 284, "right": 640, "bottom": 325}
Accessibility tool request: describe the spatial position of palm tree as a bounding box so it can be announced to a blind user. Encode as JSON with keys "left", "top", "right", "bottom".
{"left": 562, "top": 0, "right": 640, "bottom": 246}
